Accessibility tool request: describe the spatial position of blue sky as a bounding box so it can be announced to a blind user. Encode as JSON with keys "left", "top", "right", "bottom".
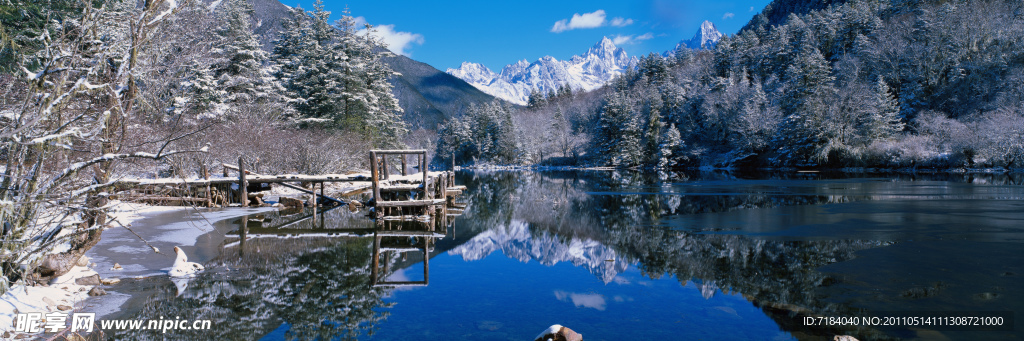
{"left": 281, "top": 0, "right": 773, "bottom": 72}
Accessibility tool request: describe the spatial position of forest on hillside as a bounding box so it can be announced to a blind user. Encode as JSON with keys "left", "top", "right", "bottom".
{"left": 0, "top": 0, "right": 405, "bottom": 292}
{"left": 438, "top": 0, "right": 1024, "bottom": 170}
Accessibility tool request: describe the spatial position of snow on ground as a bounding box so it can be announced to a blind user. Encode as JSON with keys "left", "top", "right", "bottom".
{"left": 0, "top": 201, "right": 185, "bottom": 336}
{"left": 0, "top": 266, "right": 101, "bottom": 336}
{"left": 107, "top": 200, "right": 189, "bottom": 226}
{"left": 0, "top": 174, "right": 381, "bottom": 335}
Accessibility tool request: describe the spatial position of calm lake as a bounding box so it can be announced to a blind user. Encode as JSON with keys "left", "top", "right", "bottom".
{"left": 93, "top": 171, "right": 1023, "bottom": 340}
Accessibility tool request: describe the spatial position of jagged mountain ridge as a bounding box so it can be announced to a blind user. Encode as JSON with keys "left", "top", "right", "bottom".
{"left": 448, "top": 220, "right": 629, "bottom": 284}
{"left": 665, "top": 20, "right": 724, "bottom": 57}
{"left": 447, "top": 37, "right": 638, "bottom": 105}
{"left": 680, "top": 20, "right": 724, "bottom": 51}
{"left": 450, "top": 21, "right": 724, "bottom": 105}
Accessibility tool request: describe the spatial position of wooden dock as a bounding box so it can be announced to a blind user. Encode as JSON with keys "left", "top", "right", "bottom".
{"left": 111, "top": 150, "right": 465, "bottom": 218}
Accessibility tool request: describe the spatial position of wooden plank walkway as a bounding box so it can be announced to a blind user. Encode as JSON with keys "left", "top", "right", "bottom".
{"left": 112, "top": 150, "right": 465, "bottom": 220}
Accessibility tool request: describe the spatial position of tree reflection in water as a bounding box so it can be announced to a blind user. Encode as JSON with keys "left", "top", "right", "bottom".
{"left": 111, "top": 207, "right": 402, "bottom": 340}
{"left": 108, "top": 171, "right": 1024, "bottom": 340}
{"left": 447, "top": 170, "right": 1023, "bottom": 340}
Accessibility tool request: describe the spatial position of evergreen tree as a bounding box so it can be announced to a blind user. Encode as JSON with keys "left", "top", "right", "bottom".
{"left": 528, "top": 89, "right": 546, "bottom": 108}
{"left": 272, "top": 2, "right": 343, "bottom": 124}
{"left": 657, "top": 124, "right": 683, "bottom": 168}
{"left": 334, "top": 9, "right": 407, "bottom": 148}
{"left": 436, "top": 101, "right": 518, "bottom": 165}
{"left": 174, "top": 64, "right": 224, "bottom": 121}
{"left": 597, "top": 91, "right": 643, "bottom": 167}
{"left": 548, "top": 106, "right": 568, "bottom": 157}
{"left": 556, "top": 84, "right": 573, "bottom": 99}
{"left": 271, "top": 1, "right": 406, "bottom": 147}
{"left": 213, "top": 0, "right": 281, "bottom": 110}
{"left": 861, "top": 76, "right": 903, "bottom": 141}
{"left": 780, "top": 43, "right": 837, "bottom": 163}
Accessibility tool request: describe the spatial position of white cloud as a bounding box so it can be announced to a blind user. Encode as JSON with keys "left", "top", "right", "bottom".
{"left": 610, "top": 32, "right": 654, "bottom": 45}
{"left": 750, "top": 6, "right": 755, "bottom": 12}
{"left": 551, "top": 9, "right": 607, "bottom": 33}
{"left": 610, "top": 17, "right": 634, "bottom": 27}
{"left": 723, "top": 12, "right": 735, "bottom": 20}
{"left": 554, "top": 290, "right": 607, "bottom": 311}
{"left": 355, "top": 17, "right": 424, "bottom": 57}
{"left": 611, "top": 35, "right": 632, "bottom": 45}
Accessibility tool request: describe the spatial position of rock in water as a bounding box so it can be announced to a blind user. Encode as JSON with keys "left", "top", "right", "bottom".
{"left": 169, "top": 246, "right": 205, "bottom": 277}
{"left": 279, "top": 196, "right": 304, "bottom": 208}
{"left": 75, "top": 255, "right": 90, "bottom": 267}
{"left": 534, "top": 324, "right": 582, "bottom": 341}
{"left": 87, "top": 287, "right": 107, "bottom": 296}
{"left": 75, "top": 274, "right": 101, "bottom": 286}
{"left": 110, "top": 263, "right": 122, "bottom": 270}
{"left": 834, "top": 336, "right": 860, "bottom": 341}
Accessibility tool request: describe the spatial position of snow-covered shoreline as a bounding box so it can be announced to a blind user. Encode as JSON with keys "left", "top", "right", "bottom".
{"left": 0, "top": 202, "right": 186, "bottom": 336}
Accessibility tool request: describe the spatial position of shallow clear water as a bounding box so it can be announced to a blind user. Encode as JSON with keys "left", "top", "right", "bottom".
{"left": 101, "top": 171, "right": 1024, "bottom": 340}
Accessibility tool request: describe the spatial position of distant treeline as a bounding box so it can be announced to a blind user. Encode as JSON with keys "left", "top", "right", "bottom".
{"left": 438, "top": 0, "right": 1024, "bottom": 170}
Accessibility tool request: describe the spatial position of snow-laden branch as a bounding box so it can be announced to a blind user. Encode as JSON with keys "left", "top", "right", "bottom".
{"left": 39, "top": 78, "right": 108, "bottom": 117}
{"left": 41, "top": 148, "right": 208, "bottom": 197}
{"left": 27, "top": 128, "right": 82, "bottom": 145}
{"left": 147, "top": 0, "right": 178, "bottom": 26}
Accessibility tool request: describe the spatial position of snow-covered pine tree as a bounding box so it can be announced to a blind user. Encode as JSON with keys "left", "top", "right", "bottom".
{"left": 860, "top": 76, "right": 903, "bottom": 141}
{"left": 657, "top": 124, "right": 683, "bottom": 168}
{"left": 528, "top": 89, "right": 546, "bottom": 108}
{"left": 780, "top": 42, "right": 837, "bottom": 163}
{"left": 547, "top": 106, "right": 568, "bottom": 157}
{"left": 334, "top": 8, "right": 407, "bottom": 148}
{"left": 272, "top": 1, "right": 342, "bottom": 125}
{"left": 212, "top": 0, "right": 285, "bottom": 119}
{"left": 175, "top": 64, "right": 225, "bottom": 121}
{"left": 597, "top": 91, "right": 643, "bottom": 167}
{"left": 271, "top": 2, "right": 405, "bottom": 147}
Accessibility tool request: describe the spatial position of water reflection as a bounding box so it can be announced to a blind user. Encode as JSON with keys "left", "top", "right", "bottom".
{"left": 443, "top": 171, "right": 1023, "bottom": 340}
{"left": 107, "top": 202, "right": 460, "bottom": 340}
{"left": 105, "top": 171, "right": 1023, "bottom": 340}
{"left": 371, "top": 213, "right": 451, "bottom": 287}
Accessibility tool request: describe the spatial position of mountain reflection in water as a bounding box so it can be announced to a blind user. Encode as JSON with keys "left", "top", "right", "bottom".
{"left": 106, "top": 171, "right": 1023, "bottom": 341}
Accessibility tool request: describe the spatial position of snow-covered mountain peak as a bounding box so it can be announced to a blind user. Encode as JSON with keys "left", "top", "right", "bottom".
{"left": 448, "top": 221, "right": 630, "bottom": 283}
{"left": 447, "top": 37, "right": 636, "bottom": 105}
{"left": 447, "top": 62, "right": 497, "bottom": 84}
{"left": 685, "top": 20, "right": 723, "bottom": 50}
{"left": 664, "top": 20, "right": 724, "bottom": 57}
{"left": 588, "top": 36, "right": 618, "bottom": 56}
{"left": 699, "top": 20, "right": 718, "bottom": 37}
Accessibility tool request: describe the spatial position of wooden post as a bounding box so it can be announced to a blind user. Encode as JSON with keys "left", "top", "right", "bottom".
{"left": 239, "top": 215, "right": 248, "bottom": 257}
{"left": 440, "top": 173, "right": 447, "bottom": 201}
{"left": 202, "top": 164, "right": 211, "bottom": 208}
{"left": 401, "top": 155, "right": 408, "bottom": 176}
{"left": 371, "top": 234, "right": 381, "bottom": 285}
{"left": 238, "top": 157, "right": 247, "bottom": 206}
{"left": 382, "top": 155, "right": 389, "bottom": 180}
{"left": 370, "top": 151, "right": 380, "bottom": 205}
{"left": 311, "top": 184, "right": 316, "bottom": 224}
{"left": 423, "top": 237, "right": 430, "bottom": 285}
{"left": 421, "top": 152, "right": 428, "bottom": 200}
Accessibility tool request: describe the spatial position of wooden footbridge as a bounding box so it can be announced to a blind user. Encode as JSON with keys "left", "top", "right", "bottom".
{"left": 112, "top": 150, "right": 466, "bottom": 219}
